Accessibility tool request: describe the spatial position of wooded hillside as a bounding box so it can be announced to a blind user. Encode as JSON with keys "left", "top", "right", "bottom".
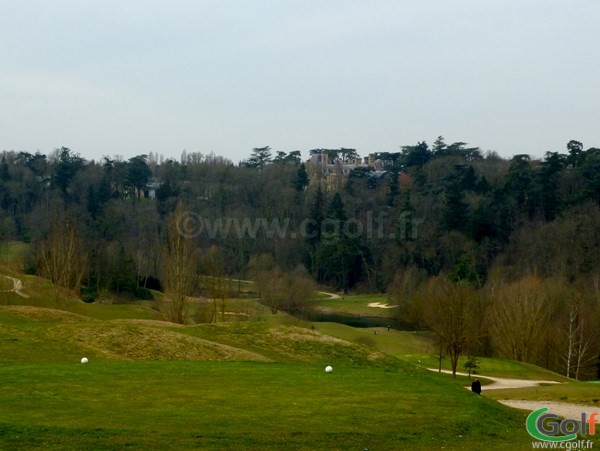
{"left": 1, "top": 138, "right": 599, "bottom": 377}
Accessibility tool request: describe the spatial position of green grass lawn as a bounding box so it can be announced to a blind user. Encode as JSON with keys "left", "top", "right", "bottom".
{"left": 0, "top": 305, "right": 398, "bottom": 367}
{"left": 0, "top": 276, "right": 14, "bottom": 290}
{"left": 0, "top": 361, "right": 533, "bottom": 450}
{"left": 313, "top": 293, "right": 397, "bottom": 316}
{"left": 315, "top": 322, "right": 571, "bottom": 387}
{"left": 0, "top": 272, "right": 593, "bottom": 449}
{"left": 315, "top": 322, "right": 435, "bottom": 356}
{"left": 1, "top": 241, "right": 30, "bottom": 267}
{"left": 408, "top": 355, "right": 569, "bottom": 382}
{"left": 0, "top": 304, "right": 551, "bottom": 449}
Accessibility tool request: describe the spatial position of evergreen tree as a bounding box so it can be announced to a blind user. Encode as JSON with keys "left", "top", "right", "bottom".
{"left": 402, "top": 141, "right": 431, "bottom": 168}
{"left": 317, "top": 193, "right": 361, "bottom": 292}
{"left": 504, "top": 154, "right": 536, "bottom": 217}
{"left": 306, "top": 185, "right": 324, "bottom": 248}
{"left": 246, "top": 146, "right": 272, "bottom": 169}
{"left": 442, "top": 167, "right": 470, "bottom": 233}
{"left": 53, "top": 147, "right": 83, "bottom": 195}
{"left": 0, "top": 157, "right": 10, "bottom": 182}
{"left": 294, "top": 164, "right": 309, "bottom": 192}
{"left": 538, "top": 151, "right": 566, "bottom": 221}
{"left": 567, "top": 140, "right": 584, "bottom": 167}
{"left": 126, "top": 155, "right": 152, "bottom": 200}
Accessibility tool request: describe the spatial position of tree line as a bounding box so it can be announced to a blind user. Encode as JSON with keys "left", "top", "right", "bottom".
{"left": 0, "top": 138, "right": 599, "bottom": 378}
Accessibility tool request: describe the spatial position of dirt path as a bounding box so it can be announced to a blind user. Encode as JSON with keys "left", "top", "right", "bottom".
{"left": 367, "top": 302, "right": 398, "bottom": 309}
{"left": 428, "top": 368, "right": 561, "bottom": 390}
{"left": 316, "top": 291, "right": 341, "bottom": 300}
{"left": 0, "top": 274, "right": 29, "bottom": 298}
{"left": 427, "top": 368, "right": 600, "bottom": 420}
{"left": 498, "top": 400, "right": 599, "bottom": 421}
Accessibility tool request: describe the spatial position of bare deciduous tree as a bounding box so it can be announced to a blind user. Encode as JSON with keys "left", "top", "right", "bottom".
{"left": 388, "top": 266, "right": 428, "bottom": 331}
{"left": 201, "top": 244, "right": 228, "bottom": 323}
{"left": 38, "top": 216, "right": 86, "bottom": 291}
{"left": 248, "top": 255, "right": 316, "bottom": 316}
{"left": 487, "top": 276, "right": 549, "bottom": 363}
{"left": 563, "top": 298, "right": 597, "bottom": 380}
{"left": 422, "top": 276, "right": 479, "bottom": 377}
{"left": 563, "top": 301, "right": 578, "bottom": 378}
{"left": 160, "top": 203, "right": 198, "bottom": 324}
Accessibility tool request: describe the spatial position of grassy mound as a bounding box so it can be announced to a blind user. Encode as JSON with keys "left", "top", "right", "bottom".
{"left": 0, "top": 306, "right": 398, "bottom": 369}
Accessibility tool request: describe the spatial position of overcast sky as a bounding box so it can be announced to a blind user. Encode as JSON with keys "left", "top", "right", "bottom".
{"left": 1, "top": 0, "right": 598, "bottom": 163}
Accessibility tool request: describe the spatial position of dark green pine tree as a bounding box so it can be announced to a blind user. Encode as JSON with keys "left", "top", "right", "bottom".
{"left": 306, "top": 185, "right": 325, "bottom": 248}
{"left": 327, "top": 192, "right": 347, "bottom": 223}
{"left": 126, "top": 155, "right": 152, "bottom": 201}
{"left": 581, "top": 147, "right": 600, "bottom": 204}
{"left": 566, "top": 140, "right": 584, "bottom": 168}
{"left": 246, "top": 146, "right": 272, "bottom": 169}
{"left": 443, "top": 173, "right": 469, "bottom": 233}
{"left": 0, "top": 157, "right": 10, "bottom": 182}
{"left": 53, "top": 147, "right": 83, "bottom": 196}
{"left": 87, "top": 184, "right": 98, "bottom": 219}
{"left": 294, "top": 163, "right": 309, "bottom": 192}
{"left": 396, "top": 190, "right": 415, "bottom": 243}
{"left": 504, "top": 154, "right": 536, "bottom": 217}
{"left": 382, "top": 152, "right": 402, "bottom": 206}
{"left": 402, "top": 141, "right": 431, "bottom": 168}
{"left": 538, "top": 151, "right": 566, "bottom": 221}
{"left": 317, "top": 193, "right": 361, "bottom": 292}
{"left": 305, "top": 184, "right": 325, "bottom": 277}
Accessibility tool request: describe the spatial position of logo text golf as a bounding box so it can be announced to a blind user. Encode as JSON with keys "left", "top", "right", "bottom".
{"left": 526, "top": 407, "right": 598, "bottom": 442}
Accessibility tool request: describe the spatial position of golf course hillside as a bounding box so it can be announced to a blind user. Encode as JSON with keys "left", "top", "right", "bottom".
{"left": 0, "top": 305, "right": 399, "bottom": 368}
{"left": 0, "top": 272, "right": 593, "bottom": 450}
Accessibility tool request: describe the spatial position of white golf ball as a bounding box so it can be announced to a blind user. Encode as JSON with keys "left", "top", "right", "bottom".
{"left": 325, "top": 365, "right": 333, "bottom": 373}
{"left": 81, "top": 357, "right": 89, "bottom": 364}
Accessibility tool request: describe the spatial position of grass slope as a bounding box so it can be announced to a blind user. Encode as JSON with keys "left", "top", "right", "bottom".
{"left": 0, "top": 306, "right": 396, "bottom": 367}
{"left": 0, "top": 361, "right": 531, "bottom": 450}
{"left": 0, "top": 270, "right": 588, "bottom": 449}
{"left": 316, "top": 322, "right": 568, "bottom": 381}
{"left": 0, "top": 305, "right": 538, "bottom": 449}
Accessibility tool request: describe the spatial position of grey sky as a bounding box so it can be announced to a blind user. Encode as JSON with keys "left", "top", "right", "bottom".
{"left": 1, "top": 0, "right": 598, "bottom": 163}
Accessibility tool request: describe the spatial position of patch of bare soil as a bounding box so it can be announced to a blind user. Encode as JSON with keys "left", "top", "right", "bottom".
{"left": 316, "top": 291, "right": 341, "bottom": 299}
{"left": 428, "top": 368, "right": 597, "bottom": 422}
{"left": 0, "top": 275, "right": 29, "bottom": 298}
{"left": 498, "top": 400, "right": 599, "bottom": 421}
{"left": 367, "top": 302, "right": 398, "bottom": 309}
{"left": 428, "top": 369, "right": 560, "bottom": 390}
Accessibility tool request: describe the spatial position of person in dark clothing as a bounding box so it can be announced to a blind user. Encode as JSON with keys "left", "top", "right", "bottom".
{"left": 471, "top": 377, "right": 481, "bottom": 394}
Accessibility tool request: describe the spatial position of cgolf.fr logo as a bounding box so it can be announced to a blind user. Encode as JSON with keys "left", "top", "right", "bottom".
{"left": 526, "top": 407, "right": 599, "bottom": 442}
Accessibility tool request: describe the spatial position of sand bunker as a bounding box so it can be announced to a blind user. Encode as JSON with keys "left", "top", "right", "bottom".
{"left": 367, "top": 302, "right": 398, "bottom": 309}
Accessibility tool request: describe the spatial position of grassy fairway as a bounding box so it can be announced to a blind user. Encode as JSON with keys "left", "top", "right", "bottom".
{"left": 0, "top": 361, "right": 532, "bottom": 450}
{"left": 316, "top": 322, "right": 566, "bottom": 381}
{"left": 314, "top": 293, "right": 397, "bottom": 315}
{"left": 315, "top": 322, "right": 435, "bottom": 355}
{"left": 0, "top": 277, "right": 586, "bottom": 449}
{"left": 0, "top": 305, "right": 537, "bottom": 449}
